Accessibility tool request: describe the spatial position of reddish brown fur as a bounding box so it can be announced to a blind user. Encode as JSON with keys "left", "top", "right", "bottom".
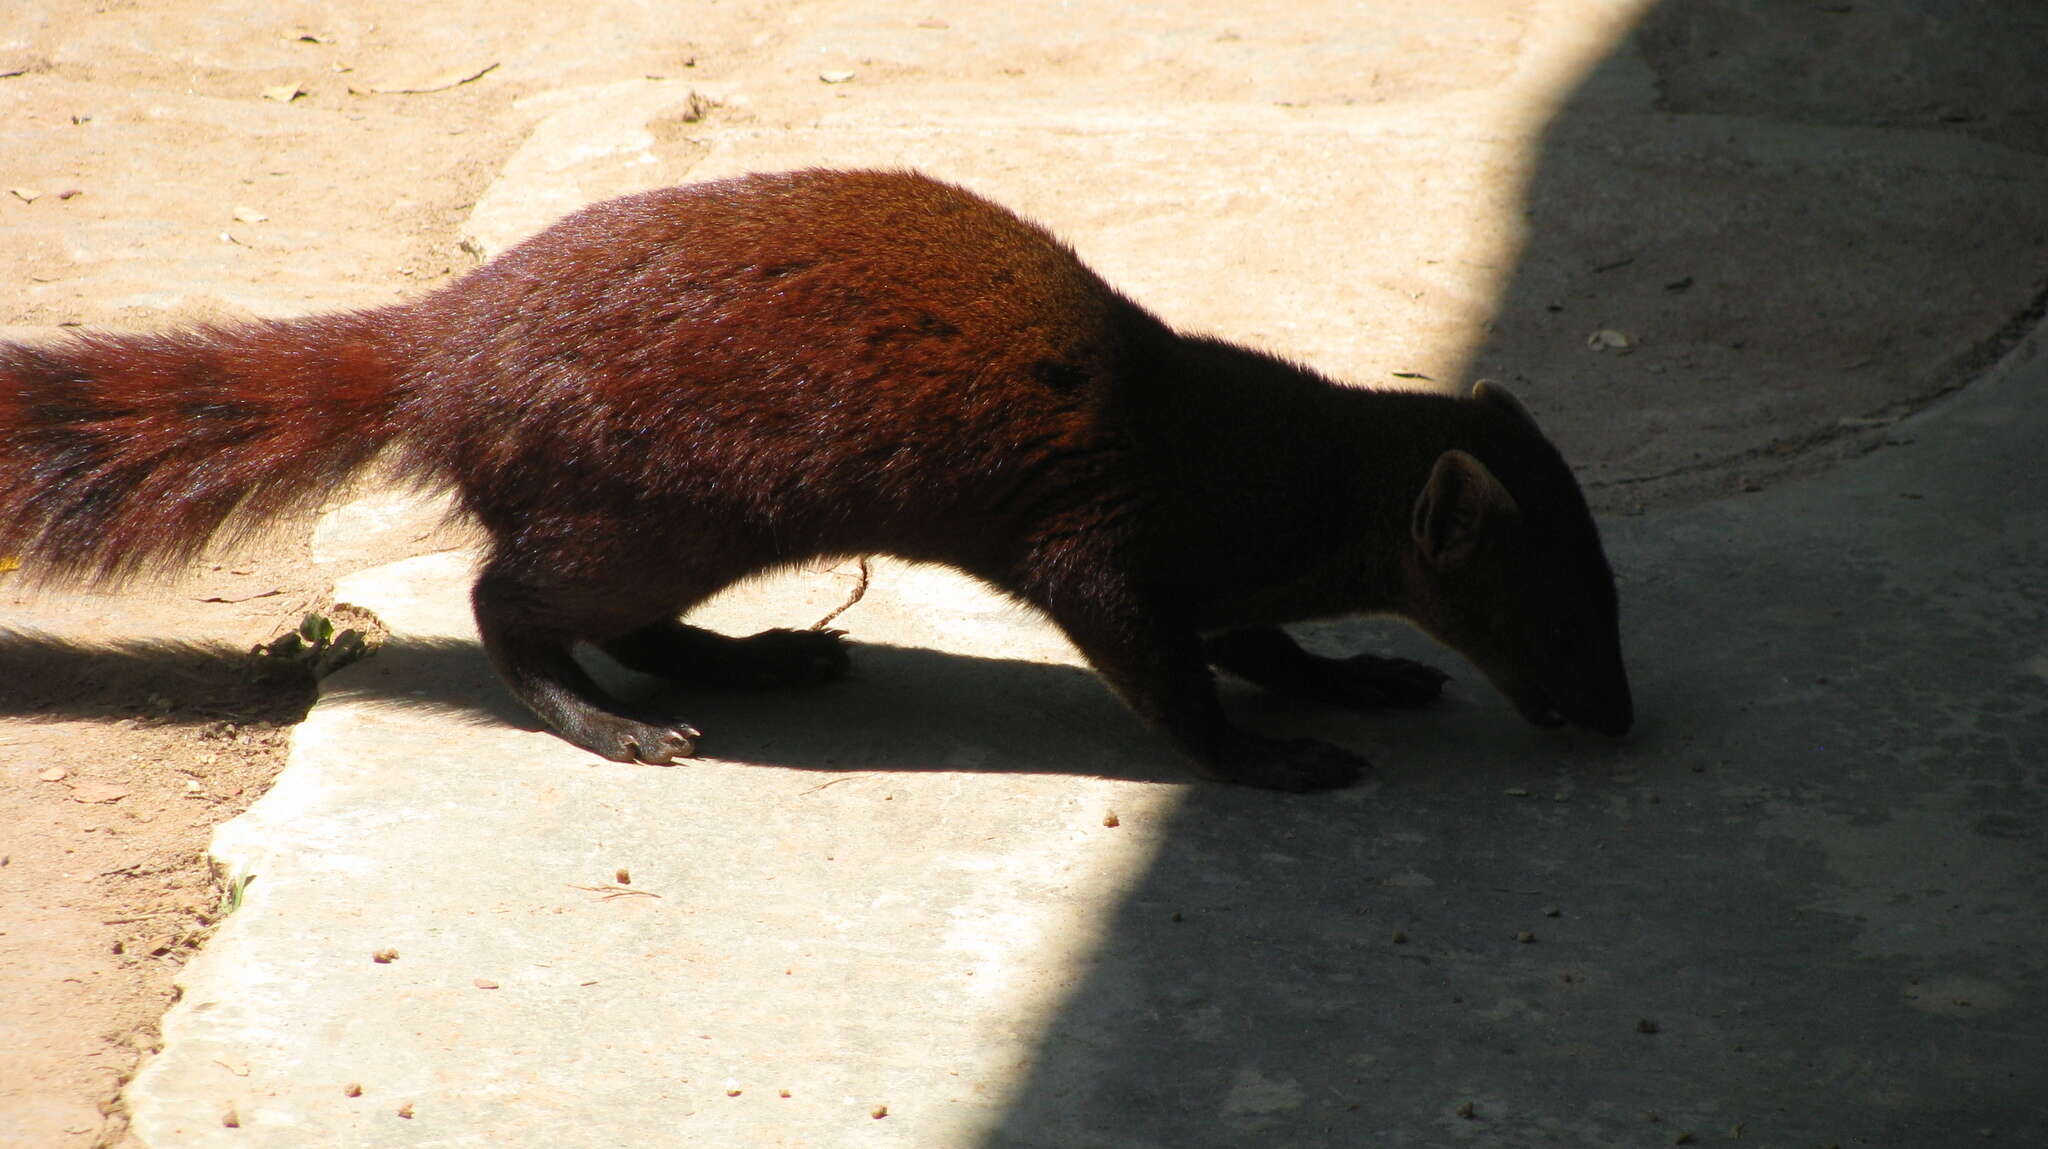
{"left": 0, "top": 169, "right": 1630, "bottom": 790}
{"left": 0, "top": 316, "right": 399, "bottom": 581}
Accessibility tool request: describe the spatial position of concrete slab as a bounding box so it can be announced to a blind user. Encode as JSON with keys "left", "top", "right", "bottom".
{"left": 439, "top": 0, "right": 2048, "bottom": 510}
{"left": 126, "top": 552, "right": 1197, "bottom": 1146}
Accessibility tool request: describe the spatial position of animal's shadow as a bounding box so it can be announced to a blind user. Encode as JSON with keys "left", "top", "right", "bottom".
{"left": 0, "top": 625, "right": 1575, "bottom": 785}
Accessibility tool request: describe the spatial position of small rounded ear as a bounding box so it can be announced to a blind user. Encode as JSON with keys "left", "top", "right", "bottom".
{"left": 1472, "top": 379, "right": 1541, "bottom": 433}
{"left": 1412, "top": 450, "right": 1518, "bottom": 567}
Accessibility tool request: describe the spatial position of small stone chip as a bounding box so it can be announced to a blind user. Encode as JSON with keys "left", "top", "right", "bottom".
{"left": 615, "top": 868, "right": 631, "bottom": 884}
{"left": 1516, "top": 931, "right": 1536, "bottom": 944}
{"left": 1391, "top": 929, "right": 1408, "bottom": 944}
{"left": 344, "top": 1083, "right": 363, "bottom": 1098}
{"left": 396, "top": 1102, "right": 415, "bottom": 1119}
{"left": 1102, "top": 810, "right": 1120, "bottom": 828}
{"left": 69, "top": 782, "right": 130, "bottom": 804}
{"left": 871, "top": 1104, "right": 888, "bottom": 1119}
{"left": 1455, "top": 1101, "right": 1475, "bottom": 1119}
{"left": 473, "top": 978, "right": 499, "bottom": 990}
{"left": 222, "top": 1108, "right": 240, "bottom": 1128}
{"left": 372, "top": 948, "right": 398, "bottom": 963}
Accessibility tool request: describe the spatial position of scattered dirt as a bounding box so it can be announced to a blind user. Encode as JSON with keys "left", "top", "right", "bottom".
{"left": 0, "top": 563, "right": 327, "bottom": 1147}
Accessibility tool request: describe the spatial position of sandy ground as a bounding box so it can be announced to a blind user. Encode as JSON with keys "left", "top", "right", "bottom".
{"left": 1, "top": 1, "right": 2043, "bottom": 1145}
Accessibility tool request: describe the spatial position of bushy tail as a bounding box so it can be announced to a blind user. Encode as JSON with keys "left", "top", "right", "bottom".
{"left": 0, "top": 311, "right": 410, "bottom": 584}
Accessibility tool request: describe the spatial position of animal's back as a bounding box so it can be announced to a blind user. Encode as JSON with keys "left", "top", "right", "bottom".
{"left": 396, "top": 169, "right": 1159, "bottom": 567}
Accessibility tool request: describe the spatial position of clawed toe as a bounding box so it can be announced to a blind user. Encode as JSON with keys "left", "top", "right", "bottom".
{"left": 600, "top": 719, "right": 700, "bottom": 765}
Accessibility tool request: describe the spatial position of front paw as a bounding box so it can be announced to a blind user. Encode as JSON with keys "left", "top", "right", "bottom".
{"left": 1200, "top": 733, "right": 1371, "bottom": 793}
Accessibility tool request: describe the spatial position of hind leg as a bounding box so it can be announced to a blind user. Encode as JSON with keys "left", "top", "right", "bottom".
{"left": 598, "top": 619, "right": 851, "bottom": 689}
{"left": 472, "top": 568, "right": 703, "bottom": 765}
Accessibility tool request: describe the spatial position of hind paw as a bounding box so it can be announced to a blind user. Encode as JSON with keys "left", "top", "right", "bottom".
{"left": 725, "top": 627, "right": 851, "bottom": 688}
{"left": 1325, "top": 653, "right": 1449, "bottom": 709}
{"left": 599, "top": 621, "right": 852, "bottom": 688}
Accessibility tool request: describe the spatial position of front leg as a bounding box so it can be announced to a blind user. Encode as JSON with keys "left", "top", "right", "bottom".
{"left": 1206, "top": 626, "right": 1448, "bottom": 709}
{"left": 1041, "top": 589, "right": 1370, "bottom": 792}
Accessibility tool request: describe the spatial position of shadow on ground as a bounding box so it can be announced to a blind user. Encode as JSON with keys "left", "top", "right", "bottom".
{"left": 978, "top": 4, "right": 2048, "bottom": 1146}
{"left": 0, "top": 630, "right": 317, "bottom": 726}
{"left": 1462, "top": 0, "right": 2048, "bottom": 513}
{"left": 0, "top": 627, "right": 1414, "bottom": 783}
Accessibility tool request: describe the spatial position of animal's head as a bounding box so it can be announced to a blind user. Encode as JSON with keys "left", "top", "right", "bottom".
{"left": 1399, "top": 382, "right": 1633, "bottom": 737}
